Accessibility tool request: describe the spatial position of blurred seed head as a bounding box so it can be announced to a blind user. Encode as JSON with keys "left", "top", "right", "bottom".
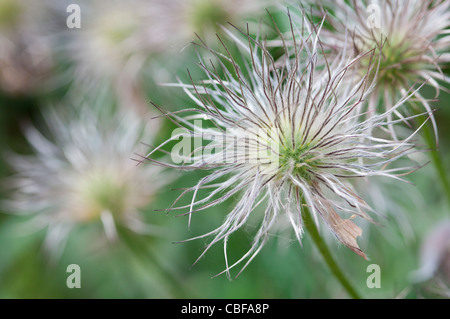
{"left": 182, "top": 0, "right": 277, "bottom": 42}
{"left": 0, "top": 0, "right": 53, "bottom": 96}
{"left": 410, "top": 221, "right": 450, "bottom": 298}
{"left": 3, "top": 105, "right": 165, "bottom": 259}
{"left": 59, "top": 0, "right": 276, "bottom": 116}
{"left": 308, "top": 0, "right": 450, "bottom": 117}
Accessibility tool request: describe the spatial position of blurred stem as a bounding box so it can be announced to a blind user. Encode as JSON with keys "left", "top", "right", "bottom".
{"left": 301, "top": 206, "right": 361, "bottom": 299}
{"left": 119, "top": 229, "right": 192, "bottom": 298}
{"left": 419, "top": 114, "right": 450, "bottom": 207}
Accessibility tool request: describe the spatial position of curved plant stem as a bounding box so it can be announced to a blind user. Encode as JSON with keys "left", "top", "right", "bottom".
{"left": 301, "top": 206, "right": 361, "bottom": 299}
{"left": 419, "top": 115, "right": 450, "bottom": 207}
{"left": 119, "top": 228, "right": 193, "bottom": 298}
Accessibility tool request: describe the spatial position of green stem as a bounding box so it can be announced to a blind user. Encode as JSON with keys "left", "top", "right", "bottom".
{"left": 420, "top": 115, "right": 450, "bottom": 207}
{"left": 119, "top": 229, "right": 193, "bottom": 298}
{"left": 302, "top": 206, "right": 361, "bottom": 299}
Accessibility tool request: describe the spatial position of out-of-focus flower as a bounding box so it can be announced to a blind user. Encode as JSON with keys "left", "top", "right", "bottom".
{"left": 0, "top": 0, "right": 53, "bottom": 96}
{"left": 3, "top": 105, "right": 164, "bottom": 258}
{"left": 302, "top": 0, "right": 450, "bottom": 129}
{"left": 61, "top": 0, "right": 160, "bottom": 116}
{"left": 171, "top": 0, "right": 278, "bottom": 43}
{"left": 60, "top": 0, "right": 276, "bottom": 115}
{"left": 144, "top": 12, "right": 426, "bottom": 278}
{"left": 410, "top": 221, "right": 450, "bottom": 296}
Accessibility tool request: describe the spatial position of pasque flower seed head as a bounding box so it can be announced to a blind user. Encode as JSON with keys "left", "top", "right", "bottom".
{"left": 145, "top": 11, "right": 427, "bottom": 278}
{"left": 4, "top": 106, "right": 165, "bottom": 258}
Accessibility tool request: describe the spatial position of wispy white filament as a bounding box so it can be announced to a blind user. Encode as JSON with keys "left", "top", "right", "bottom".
{"left": 144, "top": 10, "right": 426, "bottom": 278}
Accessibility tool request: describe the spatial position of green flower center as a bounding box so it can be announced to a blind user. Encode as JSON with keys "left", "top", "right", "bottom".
{"left": 96, "top": 10, "right": 139, "bottom": 46}
{"left": 188, "top": 0, "right": 229, "bottom": 35}
{"left": 360, "top": 35, "right": 422, "bottom": 88}
{"left": 278, "top": 142, "right": 319, "bottom": 182}
{"left": 379, "top": 43, "right": 417, "bottom": 82}
{"left": 77, "top": 172, "right": 128, "bottom": 221}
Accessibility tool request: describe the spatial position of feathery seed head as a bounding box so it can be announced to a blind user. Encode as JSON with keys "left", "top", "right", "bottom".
{"left": 309, "top": 0, "right": 450, "bottom": 114}
{"left": 146, "top": 11, "right": 426, "bottom": 277}
{"left": 4, "top": 106, "right": 164, "bottom": 258}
